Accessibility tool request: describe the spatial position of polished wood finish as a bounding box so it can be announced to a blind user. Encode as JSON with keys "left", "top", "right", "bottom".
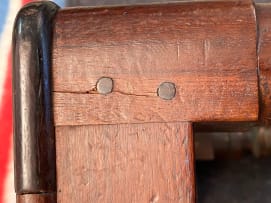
{"left": 52, "top": 0, "right": 258, "bottom": 126}
{"left": 256, "top": 3, "right": 271, "bottom": 125}
{"left": 56, "top": 122, "right": 195, "bottom": 203}
{"left": 17, "top": 193, "right": 56, "bottom": 203}
{"left": 12, "top": 2, "right": 59, "bottom": 194}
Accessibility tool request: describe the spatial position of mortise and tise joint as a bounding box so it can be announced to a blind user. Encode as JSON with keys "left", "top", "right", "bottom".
{"left": 157, "top": 82, "right": 176, "bottom": 100}
{"left": 96, "top": 77, "right": 113, "bottom": 95}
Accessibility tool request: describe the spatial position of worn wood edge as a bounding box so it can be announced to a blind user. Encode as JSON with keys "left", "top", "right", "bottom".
{"left": 12, "top": 2, "right": 59, "bottom": 194}
{"left": 186, "top": 122, "right": 196, "bottom": 203}
{"left": 16, "top": 193, "right": 56, "bottom": 203}
{"left": 256, "top": 3, "right": 271, "bottom": 126}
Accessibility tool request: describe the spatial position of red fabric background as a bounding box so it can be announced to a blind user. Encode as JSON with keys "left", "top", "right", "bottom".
{"left": 0, "top": 1, "right": 31, "bottom": 202}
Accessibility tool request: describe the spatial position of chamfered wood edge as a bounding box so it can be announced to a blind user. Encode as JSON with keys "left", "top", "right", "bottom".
{"left": 12, "top": 1, "right": 59, "bottom": 194}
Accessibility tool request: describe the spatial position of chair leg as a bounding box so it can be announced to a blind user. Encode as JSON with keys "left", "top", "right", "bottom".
{"left": 56, "top": 122, "right": 195, "bottom": 203}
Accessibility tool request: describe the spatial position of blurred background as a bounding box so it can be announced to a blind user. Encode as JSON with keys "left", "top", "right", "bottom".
{"left": 1, "top": 0, "right": 271, "bottom": 202}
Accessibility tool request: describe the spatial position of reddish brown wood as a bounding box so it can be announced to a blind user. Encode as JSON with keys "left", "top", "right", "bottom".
{"left": 56, "top": 122, "right": 195, "bottom": 203}
{"left": 52, "top": 0, "right": 258, "bottom": 126}
{"left": 256, "top": 3, "right": 271, "bottom": 125}
{"left": 14, "top": 1, "right": 271, "bottom": 203}
{"left": 16, "top": 193, "right": 56, "bottom": 203}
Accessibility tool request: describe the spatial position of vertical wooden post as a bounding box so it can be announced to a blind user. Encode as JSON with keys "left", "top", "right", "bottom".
{"left": 56, "top": 122, "right": 195, "bottom": 203}
{"left": 13, "top": 2, "right": 59, "bottom": 201}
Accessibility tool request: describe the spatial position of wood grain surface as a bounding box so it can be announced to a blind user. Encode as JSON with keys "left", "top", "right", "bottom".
{"left": 52, "top": 0, "right": 258, "bottom": 126}
{"left": 256, "top": 4, "right": 271, "bottom": 125}
{"left": 56, "top": 122, "right": 195, "bottom": 203}
{"left": 67, "top": 0, "right": 186, "bottom": 7}
{"left": 16, "top": 193, "right": 56, "bottom": 203}
{"left": 67, "top": 0, "right": 271, "bottom": 7}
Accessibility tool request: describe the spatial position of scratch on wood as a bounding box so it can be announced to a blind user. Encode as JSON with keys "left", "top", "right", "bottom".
{"left": 203, "top": 39, "right": 210, "bottom": 66}
{"left": 177, "top": 42, "right": 180, "bottom": 60}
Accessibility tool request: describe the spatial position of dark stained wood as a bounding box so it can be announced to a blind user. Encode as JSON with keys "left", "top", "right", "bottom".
{"left": 256, "top": 3, "right": 271, "bottom": 125}
{"left": 12, "top": 2, "right": 59, "bottom": 194}
{"left": 52, "top": 0, "right": 259, "bottom": 126}
{"left": 17, "top": 193, "right": 56, "bottom": 203}
{"left": 56, "top": 122, "right": 195, "bottom": 203}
